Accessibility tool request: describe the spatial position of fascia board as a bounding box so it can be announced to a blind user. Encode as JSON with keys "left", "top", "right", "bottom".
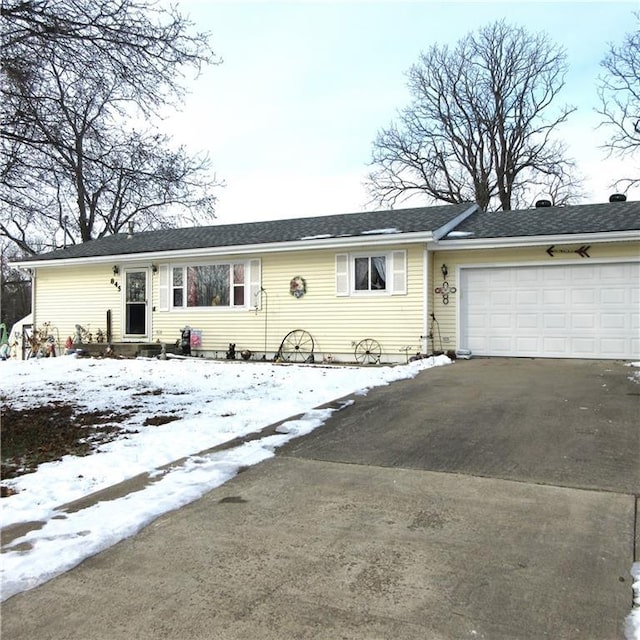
{"left": 11, "top": 231, "right": 435, "bottom": 269}
{"left": 430, "top": 230, "right": 640, "bottom": 250}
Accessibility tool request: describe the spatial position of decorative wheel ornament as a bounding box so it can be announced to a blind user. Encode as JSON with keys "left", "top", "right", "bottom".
{"left": 289, "top": 276, "right": 307, "bottom": 298}
{"left": 354, "top": 338, "right": 381, "bottom": 365}
{"left": 435, "top": 281, "right": 457, "bottom": 305}
{"left": 278, "top": 329, "right": 314, "bottom": 362}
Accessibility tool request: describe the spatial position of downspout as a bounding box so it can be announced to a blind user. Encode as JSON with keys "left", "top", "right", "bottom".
{"left": 422, "top": 245, "right": 430, "bottom": 355}
{"left": 29, "top": 267, "right": 36, "bottom": 361}
{"left": 30, "top": 268, "right": 36, "bottom": 329}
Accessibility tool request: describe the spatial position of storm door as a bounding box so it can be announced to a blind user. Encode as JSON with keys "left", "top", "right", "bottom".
{"left": 124, "top": 269, "right": 148, "bottom": 337}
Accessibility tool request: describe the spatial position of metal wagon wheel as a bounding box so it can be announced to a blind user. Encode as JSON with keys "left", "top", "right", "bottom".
{"left": 354, "top": 338, "right": 381, "bottom": 365}
{"left": 278, "top": 329, "right": 315, "bottom": 363}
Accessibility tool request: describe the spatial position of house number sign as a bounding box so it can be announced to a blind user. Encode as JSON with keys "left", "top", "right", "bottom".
{"left": 546, "top": 245, "right": 591, "bottom": 258}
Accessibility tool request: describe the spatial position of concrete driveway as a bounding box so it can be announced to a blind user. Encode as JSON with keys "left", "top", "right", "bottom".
{"left": 2, "top": 358, "right": 638, "bottom": 640}
{"left": 281, "top": 357, "right": 640, "bottom": 494}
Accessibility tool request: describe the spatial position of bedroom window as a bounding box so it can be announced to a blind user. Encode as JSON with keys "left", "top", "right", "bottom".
{"left": 336, "top": 251, "right": 407, "bottom": 296}
{"left": 354, "top": 256, "right": 387, "bottom": 291}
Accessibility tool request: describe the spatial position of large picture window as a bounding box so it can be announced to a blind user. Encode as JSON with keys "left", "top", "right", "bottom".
{"left": 172, "top": 263, "right": 245, "bottom": 308}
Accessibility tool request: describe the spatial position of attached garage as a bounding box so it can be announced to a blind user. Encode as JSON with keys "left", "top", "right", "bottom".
{"left": 459, "top": 262, "right": 640, "bottom": 359}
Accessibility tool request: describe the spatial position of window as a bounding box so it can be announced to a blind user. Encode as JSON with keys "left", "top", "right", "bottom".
{"left": 354, "top": 256, "right": 386, "bottom": 291}
{"left": 171, "top": 263, "right": 245, "bottom": 308}
{"left": 158, "top": 260, "right": 260, "bottom": 312}
{"left": 336, "top": 251, "right": 406, "bottom": 296}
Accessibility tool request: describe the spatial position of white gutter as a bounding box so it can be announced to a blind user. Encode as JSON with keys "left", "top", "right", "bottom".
{"left": 11, "top": 231, "right": 437, "bottom": 270}
{"left": 429, "top": 229, "right": 639, "bottom": 250}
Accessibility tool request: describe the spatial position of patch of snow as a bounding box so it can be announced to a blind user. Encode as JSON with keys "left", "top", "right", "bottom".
{"left": 625, "top": 562, "right": 640, "bottom": 640}
{"left": 446, "top": 231, "right": 475, "bottom": 237}
{"left": 0, "top": 354, "right": 451, "bottom": 601}
{"left": 361, "top": 227, "right": 401, "bottom": 235}
{"left": 299, "top": 234, "right": 333, "bottom": 240}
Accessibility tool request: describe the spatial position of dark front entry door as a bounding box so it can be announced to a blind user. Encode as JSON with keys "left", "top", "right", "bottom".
{"left": 125, "top": 270, "right": 147, "bottom": 336}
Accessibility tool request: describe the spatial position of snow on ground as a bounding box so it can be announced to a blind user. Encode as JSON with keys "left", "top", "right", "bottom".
{"left": 1, "top": 353, "right": 450, "bottom": 601}
{"left": 628, "top": 562, "right": 640, "bottom": 640}
{"left": 626, "top": 364, "right": 640, "bottom": 640}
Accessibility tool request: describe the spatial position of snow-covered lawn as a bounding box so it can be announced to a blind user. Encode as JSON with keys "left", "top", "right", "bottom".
{"left": 0, "top": 354, "right": 449, "bottom": 602}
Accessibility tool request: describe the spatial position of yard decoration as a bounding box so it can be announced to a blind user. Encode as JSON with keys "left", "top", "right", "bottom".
{"left": 435, "top": 280, "right": 457, "bottom": 304}
{"left": 289, "top": 276, "right": 306, "bottom": 298}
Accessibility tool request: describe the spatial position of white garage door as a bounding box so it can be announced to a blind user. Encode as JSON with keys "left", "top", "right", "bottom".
{"left": 460, "top": 262, "right": 640, "bottom": 359}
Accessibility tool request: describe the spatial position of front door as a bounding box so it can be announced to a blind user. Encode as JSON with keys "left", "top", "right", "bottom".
{"left": 124, "top": 269, "right": 148, "bottom": 337}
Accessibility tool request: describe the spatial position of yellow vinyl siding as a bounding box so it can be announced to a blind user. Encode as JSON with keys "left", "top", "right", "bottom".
{"left": 430, "top": 240, "right": 640, "bottom": 352}
{"left": 33, "top": 264, "right": 122, "bottom": 343}
{"left": 151, "top": 245, "right": 427, "bottom": 361}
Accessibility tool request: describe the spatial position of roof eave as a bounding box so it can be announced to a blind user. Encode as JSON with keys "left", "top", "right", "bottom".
{"left": 11, "top": 231, "right": 437, "bottom": 269}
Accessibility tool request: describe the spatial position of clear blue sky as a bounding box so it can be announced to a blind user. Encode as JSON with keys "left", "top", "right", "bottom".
{"left": 164, "top": 1, "right": 639, "bottom": 223}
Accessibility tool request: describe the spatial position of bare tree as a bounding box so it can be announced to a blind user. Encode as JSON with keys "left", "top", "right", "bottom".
{"left": 1, "top": 0, "right": 221, "bottom": 254}
{"left": 597, "top": 13, "right": 640, "bottom": 191}
{"left": 0, "top": 241, "right": 31, "bottom": 332}
{"left": 367, "top": 21, "right": 581, "bottom": 211}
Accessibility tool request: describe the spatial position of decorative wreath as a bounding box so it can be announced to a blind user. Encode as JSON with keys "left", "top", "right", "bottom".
{"left": 289, "top": 276, "right": 307, "bottom": 299}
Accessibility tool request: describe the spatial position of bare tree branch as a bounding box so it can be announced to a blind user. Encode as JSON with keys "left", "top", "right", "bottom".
{"left": 367, "top": 21, "right": 582, "bottom": 211}
{"left": 1, "top": 0, "right": 222, "bottom": 254}
{"left": 596, "top": 12, "right": 640, "bottom": 190}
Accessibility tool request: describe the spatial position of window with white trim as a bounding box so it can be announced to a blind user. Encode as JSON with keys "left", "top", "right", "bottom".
{"left": 336, "top": 251, "right": 406, "bottom": 296}
{"left": 163, "top": 260, "right": 259, "bottom": 309}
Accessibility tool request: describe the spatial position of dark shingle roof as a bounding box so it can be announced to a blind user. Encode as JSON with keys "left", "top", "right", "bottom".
{"left": 16, "top": 200, "right": 640, "bottom": 264}
{"left": 22, "top": 203, "right": 474, "bottom": 262}
{"left": 441, "top": 200, "right": 640, "bottom": 239}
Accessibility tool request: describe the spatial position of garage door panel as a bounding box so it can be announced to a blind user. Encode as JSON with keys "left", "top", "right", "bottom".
{"left": 572, "top": 289, "right": 596, "bottom": 304}
{"left": 490, "top": 291, "right": 512, "bottom": 305}
{"left": 571, "top": 314, "right": 595, "bottom": 330}
{"left": 543, "top": 289, "right": 567, "bottom": 304}
{"left": 516, "top": 289, "right": 539, "bottom": 304}
{"left": 571, "top": 266, "right": 596, "bottom": 280}
{"left": 489, "top": 314, "right": 512, "bottom": 329}
{"left": 488, "top": 336, "right": 512, "bottom": 351}
{"left": 601, "top": 313, "right": 627, "bottom": 330}
{"left": 461, "top": 262, "right": 639, "bottom": 359}
{"left": 516, "top": 269, "right": 538, "bottom": 282}
{"left": 544, "top": 314, "right": 567, "bottom": 329}
{"left": 517, "top": 314, "right": 538, "bottom": 328}
{"left": 600, "top": 264, "right": 627, "bottom": 279}
{"left": 602, "top": 288, "right": 626, "bottom": 304}
{"left": 515, "top": 337, "right": 539, "bottom": 352}
{"left": 571, "top": 338, "right": 598, "bottom": 355}
{"left": 542, "top": 337, "right": 570, "bottom": 354}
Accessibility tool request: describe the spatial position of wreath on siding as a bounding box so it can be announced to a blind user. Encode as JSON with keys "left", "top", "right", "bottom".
{"left": 289, "top": 276, "right": 307, "bottom": 299}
